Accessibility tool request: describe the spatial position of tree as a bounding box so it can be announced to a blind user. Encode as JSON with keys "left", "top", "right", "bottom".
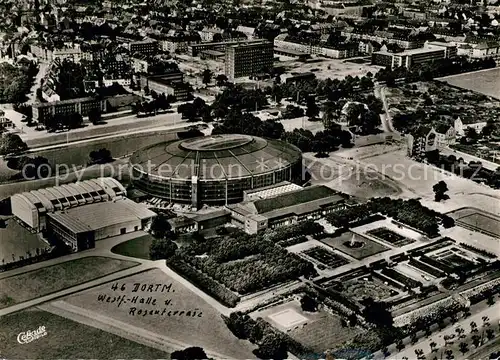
{"left": 88, "top": 108, "right": 102, "bottom": 125}
{"left": 150, "top": 213, "right": 172, "bottom": 239}
{"left": 396, "top": 339, "right": 405, "bottom": 351}
{"left": 202, "top": 69, "right": 212, "bottom": 86}
{"left": 305, "top": 96, "right": 319, "bottom": 120}
{"left": 0, "top": 134, "right": 28, "bottom": 155}
{"left": 482, "top": 316, "right": 490, "bottom": 328}
{"left": 149, "top": 238, "right": 178, "bottom": 260}
{"left": 216, "top": 74, "right": 228, "bottom": 86}
{"left": 433, "top": 181, "right": 449, "bottom": 202}
{"left": 445, "top": 349, "right": 454, "bottom": 359}
{"left": 300, "top": 294, "right": 318, "bottom": 312}
{"left": 254, "top": 332, "right": 288, "bottom": 360}
{"left": 458, "top": 342, "right": 469, "bottom": 355}
{"left": 361, "top": 297, "right": 393, "bottom": 328}
{"left": 430, "top": 341, "right": 437, "bottom": 352}
{"left": 171, "top": 346, "right": 208, "bottom": 360}
{"left": 471, "top": 334, "right": 481, "bottom": 348}
{"left": 470, "top": 321, "right": 478, "bottom": 333}
{"left": 88, "top": 148, "right": 112, "bottom": 165}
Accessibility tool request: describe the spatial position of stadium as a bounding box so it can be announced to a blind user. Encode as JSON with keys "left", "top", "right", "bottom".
{"left": 129, "top": 134, "right": 303, "bottom": 207}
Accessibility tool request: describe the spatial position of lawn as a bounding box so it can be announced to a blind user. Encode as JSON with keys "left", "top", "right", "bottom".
{"left": 458, "top": 213, "right": 500, "bottom": 235}
{"left": 439, "top": 67, "right": 500, "bottom": 100}
{"left": 0, "top": 256, "right": 138, "bottom": 309}
{"left": 111, "top": 234, "right": 154, "bottom": 260}
{"left": 0, "top": 217, "right": 50, "bottom": 264}
{"left": 0, "top": 309, "right": 170, "bottom": 359}
{"left": 252, "top": 300, "right": 363, "bottom": 353}
{"left": 366, "top": 227, "right": 415, "bottom": 247}
{"left": 64, "top": 269, "right": 255, "bottom": 359}
{"left": 320, "top": 232, "right": 389, "bottom": 260}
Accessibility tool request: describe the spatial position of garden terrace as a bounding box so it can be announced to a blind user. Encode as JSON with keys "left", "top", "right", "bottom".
{"left": 172, "top": 231, "right": 317, "bottom": 296}
{"left": 380, "top": 268, "right": 422, "bottom": 289}
{"left": 325, "top": 198, "right": 449, "bottom": 238}
{"left": 301, "top": 246, "right": 349, "bottom": 269}
{"left": 429, "top": 248, "right": 479, "bottom": 272}
{"left": 459, "top": 243, "right": 497, "bottom": 259}
{"left": 337, "top": 272, "right": 400, "bottom": 303}
{"left": 320, "top": 231, "right": 389, "bottom": 260}
{"left": 406, "top": 237, "right": 456, "bottom": 256}
{"left": 366, "top": 227, "right": 415, "bottom": 247}
{"left": 408, "top": 258, "right": 446, "bottom": 278}
{"left": 419, "top": 254, "right": 457, "bottom": 274}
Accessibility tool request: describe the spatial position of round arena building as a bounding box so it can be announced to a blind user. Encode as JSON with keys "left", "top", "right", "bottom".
{"left": 130, "top": 134, "right": 302, "bottom": 207}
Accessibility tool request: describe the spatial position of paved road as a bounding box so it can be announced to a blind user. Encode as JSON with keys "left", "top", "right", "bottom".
{"left": 384, "top": 302, "right": 500, "bottom": 360}
{"left": 374, "top": 85, "right": 396, "bottom": 133}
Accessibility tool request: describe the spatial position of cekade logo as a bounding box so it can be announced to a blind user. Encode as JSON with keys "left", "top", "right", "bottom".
{"left": 17, "top": 326, "right": 47, "bottom": 344}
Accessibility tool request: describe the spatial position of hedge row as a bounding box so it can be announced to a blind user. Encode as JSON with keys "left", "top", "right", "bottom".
{"left": 408, "top": 258, "right": 445, "bottom": 278}
{"left": 167, "top": 257, "right": 240, "bottom": 307}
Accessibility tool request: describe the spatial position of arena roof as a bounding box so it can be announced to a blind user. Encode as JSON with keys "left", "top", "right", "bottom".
{"left": 10, "top": 178, "right": 126, "bottom": 213}
{"left": 47, "top": 198, "right": 156, "bottom": 233}
{"left": 129, "top": 134, "right": 302, "bottom": 180}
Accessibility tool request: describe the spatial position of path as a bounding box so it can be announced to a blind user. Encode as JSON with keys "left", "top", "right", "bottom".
{"left": 384, "top": 302, "right": 500, "bottom": 360}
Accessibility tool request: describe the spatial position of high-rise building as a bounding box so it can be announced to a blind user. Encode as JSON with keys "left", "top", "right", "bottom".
{"left": 224, "top": 40, "right": 273, "bottom": 81}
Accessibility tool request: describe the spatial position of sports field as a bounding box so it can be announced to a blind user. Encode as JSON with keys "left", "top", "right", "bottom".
{"left": 0, "top": 309, "right": 170, "bottom": 359}
{"left": 63, "top": 269, "right": 255, "bottom": 358}
{"left": 439, "top": 68, "right": 500, "bottom": 100}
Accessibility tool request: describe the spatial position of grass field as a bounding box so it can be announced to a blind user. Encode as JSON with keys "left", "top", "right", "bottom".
{"left": 0, "top": 257, "right": 137, "bottom": 309}
{"left": 32, "top": 132, "right": 178, "bottom": 169}
{"left": 0, "top": 218, "right": 50, "bottom": 264}
{"left": 64, "top": 269, "right": 255, "bottom": 358}
{"left": 439, "top": 68, "right": 500, "bottom": 99}
{"left": 458, "top": 213, "right": 500, "bottom": 235}
{"left": 252, "top": 300, "right": 362, "bottom": 353}
{"left": 320, "top": 232, "right": 389, "bottom": 260}
{"left": 111, "top": 234, "right": 154, "bottom": 260}
{"left": 0, "top": 309, "right": 170, "bottom": 359}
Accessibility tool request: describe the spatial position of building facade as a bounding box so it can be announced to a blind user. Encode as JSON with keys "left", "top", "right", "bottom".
{"left": 225, "top": 40, "right": 274, "bottom": 81}
{"left": 32, "top": 97, "right": 107, "bottom": 123}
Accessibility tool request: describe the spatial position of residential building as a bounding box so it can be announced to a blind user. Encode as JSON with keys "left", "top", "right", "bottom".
{"left": 225, "top": 40, "right": 273, "bottom": 81}
{"left": 32, "top": 97, "right": 107, "bottom": 123}
{"left": 189, "top": 39, "right": 266, "bottom": 57}
{"left": 406, "top": 127, "right": 438, "bottom": 158}
{"left": 0, "top": 109, "right": 15, "bottom": 130}
{"left": 226, "top": 185, "right": 348, "bottom": 234}
{"left": 372, "top": 44, "right": 452, "bottom": 69}
{"left": 198, "top": 26, "right": 224, "bottom": 42}
{"left": 128, "top": 39, "right": 158, "bottom": 56}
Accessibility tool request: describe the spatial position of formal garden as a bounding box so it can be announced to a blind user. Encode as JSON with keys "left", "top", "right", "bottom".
{"left": 366, "top": 227, "right": 415, "bottom": 247}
